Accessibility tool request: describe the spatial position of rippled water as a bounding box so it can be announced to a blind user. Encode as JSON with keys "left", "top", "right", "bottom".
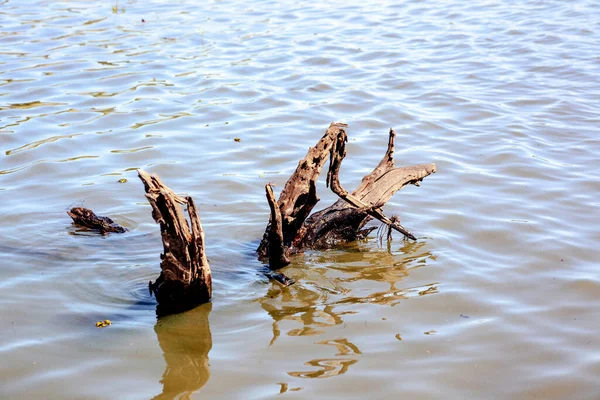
{"left": 1, "top": 0, "right": 599, "bottom": 398}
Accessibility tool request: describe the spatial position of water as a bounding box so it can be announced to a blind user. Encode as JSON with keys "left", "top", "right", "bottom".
{"left": 1, "top": 0, "right": 599, "bottom": 398}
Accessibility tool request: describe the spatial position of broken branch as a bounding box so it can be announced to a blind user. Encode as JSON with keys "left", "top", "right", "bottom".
{"left": 257, "top": 122, "right": 349, "bottom": 258}
{"left": 265, "top": 184, "right": 290, "bottom": 269}
{"left": 326, "top": 130, "right": 417, "bottom": 240}
{"left": 138, "top": 169, "right": 212, "bottom": 315}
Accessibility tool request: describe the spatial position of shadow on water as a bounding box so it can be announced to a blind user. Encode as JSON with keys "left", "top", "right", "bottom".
{"left": 152, "top": 302, "right": 212, "bottom": 400}
{"left": 257, "top": 238, "right": 437, "bottom": 379}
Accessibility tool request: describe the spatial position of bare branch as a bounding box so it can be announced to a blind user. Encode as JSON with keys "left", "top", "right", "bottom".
{"left": 265, "top": 184, "right": 290, "bottom": 269}
{"left": 325, "top": 130, "right": 418, "bottom": 240}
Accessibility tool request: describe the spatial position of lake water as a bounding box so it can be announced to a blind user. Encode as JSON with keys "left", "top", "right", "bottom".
{"left": 1, "top": 0, "right": 599, "bottom": 398}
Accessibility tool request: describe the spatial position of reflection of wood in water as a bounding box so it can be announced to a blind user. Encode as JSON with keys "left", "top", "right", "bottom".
{"left": 287, "top": 338, "right": 362, "bottom": 378}
{"left": 288, "top": 358, "right": 359, "bottom": 379}
{"left": 260, "top": 240, "right": 437, "bottom": 341}
{"left": 316, "top": 338, "right": 362, "bottom": 356}
{"left": 152, "top": 303, "right": 212, "bottom": 400}
{"left": 258, "top": 239, "right": 437, "bottom": 379}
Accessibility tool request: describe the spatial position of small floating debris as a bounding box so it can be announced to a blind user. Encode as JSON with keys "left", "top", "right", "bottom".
{"left": 68, "top": 207, "right": 127, "bottom": 234}
{"left": 234, "top": 137, "right": 241, "bottom": 142}
{"left": 118, "top": 178, "right": 127, "bottom": 183}
{"left": 95, "top": 319, "right": 112, "bottom": 328}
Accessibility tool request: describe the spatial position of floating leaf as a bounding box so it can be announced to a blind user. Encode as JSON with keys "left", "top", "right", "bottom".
{"left": 118, "top": 178, "right": 127, "bottom": 183}
{"left": 234, "top": 138, "right": 241, "bottom": 142}
{"left": 95, "top": 319, "right": 112, "bottom": 328}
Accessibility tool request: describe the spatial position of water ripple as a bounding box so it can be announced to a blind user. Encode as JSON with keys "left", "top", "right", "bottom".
{"left": 1, "top": 0, "right": 600, "bottom": 398}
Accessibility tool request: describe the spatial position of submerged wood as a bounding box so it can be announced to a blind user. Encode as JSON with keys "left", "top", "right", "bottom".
{"left": 265, "top": 184, "right": 291, "bottom": 269}
{"left": 67, "top": 207, "right": 127, "bottom": 234}
{"left": 256, "top": 122, "right": 347, "bottom": 261}
{"left": 258, "top": 123, "right": 437, "bottom": 268}
{"left": 138, "top": 169, "right": 212, "bottom": 315}
{"left": 69, "top": 123, "right": 434, "bottom": 304}
{"left": 256, "top": 122, "right": 348, "bottom": 266}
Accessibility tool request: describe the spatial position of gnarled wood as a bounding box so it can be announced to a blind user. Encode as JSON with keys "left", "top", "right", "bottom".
{"left": 70, "top": 123, "right": 434, "bottom": 302}
{"left": 138, "top": 169, "right": 212, "bottom": 315}
{"left": 352, "top": 129, "right": 437, "bottom": 207}
{"left": 326, "top": 128, "right": 419, "bottom": 240}
{"left": 257, "top": 122, "right": 348, "bottom": 259}
{"left": 265, "top": 184, "right": 290, "bottom": 269}
{"left": 303, "top": 128, "right": 436, "bottom": 247}
{"left": 67, "top": 207, "right": 127, "bottom": 234}
{"left": 260, "top": 124, "right": 437, "bottom": 265}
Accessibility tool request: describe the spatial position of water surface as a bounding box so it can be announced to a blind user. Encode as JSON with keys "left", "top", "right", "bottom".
{"left": 1, "top": 0, "right": 599, "bottom": 398}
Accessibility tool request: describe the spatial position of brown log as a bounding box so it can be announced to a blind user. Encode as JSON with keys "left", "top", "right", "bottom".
{"left": 259, "top": 124, "right": 437, "bottom": 265}
{"left": 138, "top": 169, "right": 212, "bottom": 315}
{"left": 67, "top": 207, "right": 127, "bottom": 234}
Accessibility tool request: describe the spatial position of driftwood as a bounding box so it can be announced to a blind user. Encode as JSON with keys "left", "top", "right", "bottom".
{"left": 257, "top": 123, "right": 436, "bottom": 269}
{"left": 68, "top": 172, "right": 212, "bottom": 314}
{"left": 138, "top": 170, "right": 212, "bottom": 315}
{"left": 68, "top": 123, "right": 435, "bottom": 315}
{"left": 67, "top": 207, "right": 127, "bottom": 234}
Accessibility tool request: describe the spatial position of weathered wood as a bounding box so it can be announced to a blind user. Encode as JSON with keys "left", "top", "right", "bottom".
{"left": 69, "top": 123, "right": 435, "bottom": 303}
{"left": 265, "top": 184, "right": 290, "bottom": 269}
{"left": 326, "top": 128, "right": 420, "bottom": 240}
{"left": 67, "top": 207, "right": 127, "bottom": 234}
{"left": 351, "top": 129, "right": 437, "bottom": 207}
{"left": 259, "top": 124, "right": 437, "bottom": 265}
{"left": 257, "top": 122, "right": 348, "bottom": 259}
{"left": 302, "top": 128, "right": 436, "bottom": 247}
{"left": 138, "top": 169, "right": 212, "bottom": 315}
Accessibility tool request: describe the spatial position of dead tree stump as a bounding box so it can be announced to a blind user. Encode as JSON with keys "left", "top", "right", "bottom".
{"left": 138, "top": 170, "right": 212, "bottom": 315}
{"left": 258, "top": 123, "right": 437, "bottom": 269}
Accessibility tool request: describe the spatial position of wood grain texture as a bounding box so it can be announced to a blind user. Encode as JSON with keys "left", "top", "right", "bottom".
{"left": 138, "top": 169, "right": 212, "bottom": 315}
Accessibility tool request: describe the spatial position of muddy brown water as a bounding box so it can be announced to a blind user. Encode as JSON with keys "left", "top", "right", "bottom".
{"left": 1, "top": 0, "right": 599, "bottom": 399}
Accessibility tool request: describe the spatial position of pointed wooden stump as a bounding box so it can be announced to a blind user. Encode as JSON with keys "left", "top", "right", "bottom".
{"left": 138, "top": 170, "right": 212, "bottom": 315}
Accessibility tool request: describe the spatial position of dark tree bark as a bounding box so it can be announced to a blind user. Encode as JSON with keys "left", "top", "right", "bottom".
{"left": 256, "top": 122, "right": 347, "bottom": 260}
{"left": 265, "top": 184, "right": 291, "bottom": 268}
{"left": 138, "top": 170, "right": 212, "bottom": 315}
{"left": 258, "top": 123, "right": 437, "bottom": 269}
{"left": 67, "top": 207, "right": 127, "bottom": 234}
